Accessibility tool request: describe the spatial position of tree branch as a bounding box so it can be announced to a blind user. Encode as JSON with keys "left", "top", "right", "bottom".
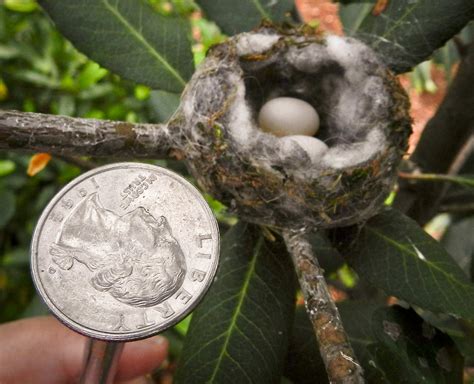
{"left": 283, "top": 229, "right": 364, "bottom": 384}
{"left": 394, "top": 42, "right": 474, "bottom": 224}
{"left": 0, "top": 110, "right": 181, "bottom": 159}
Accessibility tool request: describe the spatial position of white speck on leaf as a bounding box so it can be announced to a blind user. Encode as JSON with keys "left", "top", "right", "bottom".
{"left": 383, "top": 320, "right": 401, "bottom": 341}
{"left": 408, "top": 238, "right": 427, "bottom": 261}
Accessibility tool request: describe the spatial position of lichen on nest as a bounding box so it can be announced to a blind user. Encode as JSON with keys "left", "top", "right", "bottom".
{"left": 173, "top": 25, "right": 411, "bottom": 229}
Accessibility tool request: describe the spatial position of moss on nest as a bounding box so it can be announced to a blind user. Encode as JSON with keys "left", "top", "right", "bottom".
{"left": 172, "top": 25, "right": 411, "bottom": 229}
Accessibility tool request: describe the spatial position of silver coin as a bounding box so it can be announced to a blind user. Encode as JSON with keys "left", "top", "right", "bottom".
{"left": 31, "top": 163, "right": 219, "bottom": 341}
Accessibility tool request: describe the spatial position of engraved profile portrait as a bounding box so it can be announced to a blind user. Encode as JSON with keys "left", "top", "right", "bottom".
{"left": 49, "top": 193, "right": 187, "bottom": 307}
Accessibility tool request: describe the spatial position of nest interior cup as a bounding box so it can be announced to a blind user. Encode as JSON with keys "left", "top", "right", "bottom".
{"left": 176, "top": 26, "right": 411, "bottom": 229}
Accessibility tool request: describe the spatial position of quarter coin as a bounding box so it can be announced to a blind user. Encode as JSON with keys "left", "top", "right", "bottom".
{"left": 31, "top": 163, "right": 219, "bottom": 341}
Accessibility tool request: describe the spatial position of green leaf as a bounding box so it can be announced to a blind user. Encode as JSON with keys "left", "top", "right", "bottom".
{"left": 336, "top": 208, "right": 474, "bottom": 320}
{"left": 148, "top": 89, "right": 180, "bottom": 123}
{"left": 76, "top": 62, "right": 108, "bottom": 90}
{"left": 370, "top": 306, "right": 463, "bottom": 383}
{"left": 441, "top": 216, "right": 474, "bottom": 280}
{"left": 340, "top": 302, "right": 396, "bottom": 382}
{"left": 4, "top": 0, "right": 38, "bottom": 13}
{"left": 2, "top": 247, "right": 29, "bottom": 266}
{"left": 285, "top": 303, "right": 464, "bottom": 383}
{"left": 284, "top": 307, "right": 327, "bottom": 384}
{"left": 40, "top": 0, "right": 194, "bottom": 92}
{"left": 285, "top": 302, "right": 387, "bottom": 383}
{"left": 0, "top": 44, "right": 21, "bottom": 59}
{"left": 175, "top": 222, "right": 296, "bottom": 383}
{"left": 308, "top": 231, "right": 345, "bottom": 275}
{"left": 0, "top": 189, "right": 16, "bottom": 227}
{"left": 196, "top": 0, "right": 295, "bottom": 35}
{"left": 418, "top": 309, "right": 474, "bottom": 363}
{"left": 343, "top": 0, "right": 474, "bottom": 74}
{"left": 174, "top": 314, "right": 192, "bottom": 337}
{"left": 339, "top": 2, "right": 372, "bottom": 35}
{"left": 0, "top": 160, "right": 16, "bottom": 177}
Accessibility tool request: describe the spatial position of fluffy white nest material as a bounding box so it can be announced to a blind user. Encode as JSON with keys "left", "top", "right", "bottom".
{"left": 183, "top": 30, "right": 392, "bottom": 176}
{"left": 176, "top": 27, "right": 410, "bottom": 228}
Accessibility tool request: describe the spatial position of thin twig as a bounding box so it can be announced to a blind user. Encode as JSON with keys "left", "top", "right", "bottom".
{"left": 446, "top": 134, "right": 474, "bottom": 175}
{"left": 55, "top": 155, "right": 98, "bottom": 170}
{"left": 0, "top": 110, "right": 181, "bottom": 159}
{"left": 439, "top": 202, "right": 474, "bottom": 213}
{"left": 398, "top": 172, "right": 474, "bottom": 187}
{"left": 283, "top": 229, "right": 364, "bottom": 384}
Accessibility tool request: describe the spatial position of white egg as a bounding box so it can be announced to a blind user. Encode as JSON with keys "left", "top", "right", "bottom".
{"left": 258, "top": 97, "right": 320, "bottom": 137}
{"left": 280, "top": 135, "right": 329, "bottom": 163}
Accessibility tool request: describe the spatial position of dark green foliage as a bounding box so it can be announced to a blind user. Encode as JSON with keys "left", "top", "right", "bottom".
{"left": 0, "top": 4, "right": 162, "bottom": 320}
{"left": 285, "top": 302, "right": 387, "bottom": 383}
{"left": 284, "top": 307, "right": 328, "bottom": 384}
{"left": 340, "top": 0, "right": 474, "bottom": 73}
{"left": 0, "top": 189, "right": 15, "bottom": 227}
{"left": 418, "top": 310, "right": 474, "bottom": 366}
{"left": 308, "top": 231, "right": 345, "bottom": 275}
{"left": 0, "top": 6, "right": 154, "bottom": 121}
{"left": 334, "top": 208, "right": 474, "bottom": 320}
{"left": 441, "top": 217, "right": 474, "bottom": 280}
{"left": 196, "top": 0, "right": 295, "bottom": 35}
{"left": 370, "top": 306, "right": 463, "bottom": 383}
{"left": 175, "top": 223, "right": 296, "bottom": 383}
{"left": 40, "top": 0, "right": 194, "bottom": 92}
{"left": 286, "top": 304, "right": 464, "bottom": 383}
{"left": 0, "top": 154, "right": 81, "bottom": 321}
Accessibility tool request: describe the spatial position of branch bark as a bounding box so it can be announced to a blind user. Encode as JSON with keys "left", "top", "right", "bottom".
{"left": 394, "top": 42, "right": 474, "bottom": 224}
{"left": 283, "top": 229, "right": 364, "bottom": 384}
{"left": 0, "top": 110, "right": 180, "bottom": 159}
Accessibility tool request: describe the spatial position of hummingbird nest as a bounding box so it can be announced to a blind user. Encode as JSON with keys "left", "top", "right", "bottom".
{"left": 172, "top": 26, "right": 411, "bottom": 229}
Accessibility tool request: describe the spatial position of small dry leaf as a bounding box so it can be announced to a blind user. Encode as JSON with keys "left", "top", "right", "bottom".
{"left": 372, "top": 0, "right": 389, "bottom": 16}
{"left": 27, "top": 153, "right": 52, "bottom": 176}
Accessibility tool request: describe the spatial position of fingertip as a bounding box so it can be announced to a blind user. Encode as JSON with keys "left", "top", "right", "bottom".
{"left": 116, "top": 336, "right": 168, "bottom": 381}
{"left": 0, "top": 316, "right": 86, "bottom": 384}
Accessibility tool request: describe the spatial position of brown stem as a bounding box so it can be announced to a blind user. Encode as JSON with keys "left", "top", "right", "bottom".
{"left": 0, "top": 110, "right": 182, "bottom": 159}
{"left": 283, "top": 229, "right": 364, "bottom": 384}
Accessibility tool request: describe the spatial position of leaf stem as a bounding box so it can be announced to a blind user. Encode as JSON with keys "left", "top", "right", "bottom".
{"left": 283, "top": 229, "right": 364, "bottom": 384}
{"left": 398, "top": 172, "right": 474, "bottom": 187}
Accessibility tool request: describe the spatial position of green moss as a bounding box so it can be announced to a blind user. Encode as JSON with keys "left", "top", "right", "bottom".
{"left": 213, "top": 124, "right": 223, "bottom": 139}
